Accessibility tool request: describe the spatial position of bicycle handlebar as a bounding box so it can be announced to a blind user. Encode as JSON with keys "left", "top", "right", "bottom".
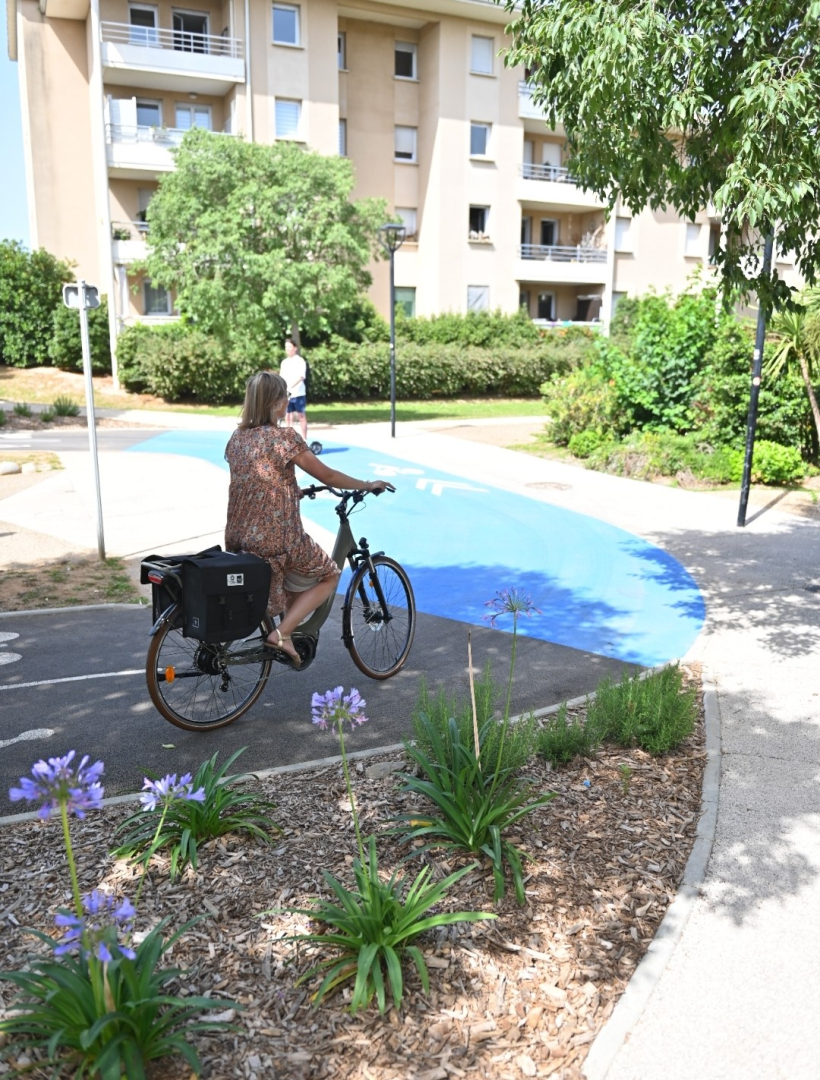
{"left": 300, "top": 484, "right": 391, "bottom": 501}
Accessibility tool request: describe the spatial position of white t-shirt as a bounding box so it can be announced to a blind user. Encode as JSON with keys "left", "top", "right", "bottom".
{"left": 280, "top": 354, "right": 307, "bottom": 398}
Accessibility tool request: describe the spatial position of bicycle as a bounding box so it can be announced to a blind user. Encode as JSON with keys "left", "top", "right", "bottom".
{"left": 142, "top": 486, "right": 416, "bottom": 732}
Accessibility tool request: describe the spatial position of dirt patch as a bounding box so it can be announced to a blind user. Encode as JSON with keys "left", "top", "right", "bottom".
{"left": 434, "top": 421, "right": 546, "bottom": 449}
{"left": 0, "top": 412, "right": 147, "bottom": 433}
{"left": 0, "top": 676, "right": 705, "bottom": 1080}
{"left": 0, "top": 364, "right": 170, "bottom": 413}
{"left": 0, "top": 554, "right": 144, "bottom": 610}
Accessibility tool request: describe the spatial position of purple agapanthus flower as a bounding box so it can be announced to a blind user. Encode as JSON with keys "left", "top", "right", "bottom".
{"left": 311, "top": 686, "right": 368, "bottom": 732}
{"left": 54, "top": 890, "right": 136, "bottom": 962}
{"left": 9, "top": 751, "right": 104, "bottom": 819}
{"left": 139, "top": 773, "right": 206, "bottom": 812}
{"left": 483, "top": 588, "right": 542, "bottom": 627}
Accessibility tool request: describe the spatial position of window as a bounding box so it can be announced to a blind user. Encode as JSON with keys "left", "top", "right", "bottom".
{"left": 136, "top": 188, "right": 153, "bottom": 230}
{"left": 136, "top": 99, "right": 162, "bottom": 128}
{"left": 175, "top": 104, "right": 212, "bottom": 131}
{"left": 684, "top": 222, "right": 702, "bottom": 257}
{"left": 394, "top": 125, "right": 417, "bottom": 162}
{"left": 337, "top": 31, "right": 346, "bottom": 69}
{"left": 540, "top": 219, "right": 557, "bottom": 247}
{"left": 275, "top": 99, "right": 302, "bottom": 138}
{"left": 614, "top": 216, "right": 633, "bottom": 252}
{"left": 272, "top": 3, "right": 299, "bottom": 45}
{"left": 537, "top": 292, "right": 555, "bottom": 320}
{"left": 470, "top": 35, "right": 493, "bottom": 75}
{"left": 144, "top": 281, "right": 171, "bottom": 315}
{"left": 338, "top": 118, "right": 347, "bottom": 155}
{"left": 470, "top": 122, "right": 490, "bottom": 157}
{"left": 395, "top": 287, "right": 416, "bottom": 317}
{"left": 396, "top": 207, "right": 417, "bottom": 239}
{"left": 129, "top": 5, "right": 158, "bottom": 46}
{"left": 467, "top": 285, "right": 489, "bottom": 311}
{"left": 395, "top": 41, "right": 417, "bottom": 79}
{"left": 172, "top": 11, "right": 208, "bottom": 53}
{"left": 469, "top": 205, "right": 489, "bottom": 238}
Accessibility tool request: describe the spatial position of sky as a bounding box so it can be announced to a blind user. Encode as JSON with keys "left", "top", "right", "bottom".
{"left": 1, "top": 17, "right": 30, "bottom": 247}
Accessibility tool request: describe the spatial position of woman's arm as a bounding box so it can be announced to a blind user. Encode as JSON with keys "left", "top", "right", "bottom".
{"left": 293, "top": 448, "right": 394, "bottom": 493}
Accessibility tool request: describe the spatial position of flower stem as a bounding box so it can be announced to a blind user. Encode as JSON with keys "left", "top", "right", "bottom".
{"left": 60, "top": 801, "right": 84, "bottom": 920}
{"left": 337, "top": 718, "right": 365, "bottom": 866}
{"left": 134, "top": 803, "right": 169, "bottom": 908}
{"left": 491, "top": 613, "right": 518, "bottom": 795}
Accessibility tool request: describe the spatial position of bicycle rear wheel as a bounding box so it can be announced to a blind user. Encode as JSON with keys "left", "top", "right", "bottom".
{"left": 146, "top": 605, "right": 274, "bottom": 730}
{"left": 343, "top": 556, "right": 416, "bottom": 680}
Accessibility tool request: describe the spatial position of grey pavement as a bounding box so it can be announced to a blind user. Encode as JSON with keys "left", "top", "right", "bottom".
{"left": 2, "top": 407, "right": 820, "bottom": 1078}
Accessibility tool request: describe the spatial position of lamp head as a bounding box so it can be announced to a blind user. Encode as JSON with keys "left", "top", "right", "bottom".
{"left": 379, "top": 222, "right": 407, "bottom": 255}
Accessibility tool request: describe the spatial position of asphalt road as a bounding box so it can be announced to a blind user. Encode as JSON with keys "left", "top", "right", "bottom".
{"left": 0, "top": 604, "right": 631, "bottom": 815}
{"left": 0, "top": 428, "right": 166, "bottom": 453}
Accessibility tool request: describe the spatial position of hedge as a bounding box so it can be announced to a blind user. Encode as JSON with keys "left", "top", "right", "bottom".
{"left": 49, "top": 297, "right": 113, "bottom": 375}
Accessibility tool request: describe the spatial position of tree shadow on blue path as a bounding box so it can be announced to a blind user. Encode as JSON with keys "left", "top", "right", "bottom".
{"left": 619, "top": 538, "right": 708, "bottom": 623}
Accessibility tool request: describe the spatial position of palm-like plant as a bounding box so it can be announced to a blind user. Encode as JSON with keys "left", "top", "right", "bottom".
{"left": 767, "top": 298, "right": 820, "bottom": 448}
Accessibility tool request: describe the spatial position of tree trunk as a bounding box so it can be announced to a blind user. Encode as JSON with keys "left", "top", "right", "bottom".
{"left": 798, "top": 350, "right": 820, "bottom": 450}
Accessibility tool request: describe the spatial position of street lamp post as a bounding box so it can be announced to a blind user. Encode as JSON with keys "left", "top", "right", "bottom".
{"left": 378, "top": 223, "right": 407, "bottom": 438}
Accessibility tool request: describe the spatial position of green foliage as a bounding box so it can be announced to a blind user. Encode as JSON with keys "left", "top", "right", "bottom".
{"left": 397, "top": 715, "right": 555, "bottom": 904}
{"left": 52, "top": 395, "right": 80, "bottom": 417}
{"left": 39, "top": 408, "right": 55, "bottom": 423}
{"left": 139, "top": 130, "right": 388, "bottom": 357}
{"left": 0, "top": 410, "right": 5, "bottom": 427}
{"left": 112, "top": 749, "right": 280, "bottom": 879}
{"left": 585, "top": 431, "right": 743, "bottom": 485}
{"left": 567, "top": 430, "right": 604, "bottom": 459}
{"left": 536, "top": 703, "right": 601, "bottom": 767}
{"left": 0, "top": 241, "right": 73, "bottom": 368}
{"left": 749, "top": 440, "right": 806, "bottom": 484}
{"left": 116, "top": 323, "right": 246, "bottom": 402}
{"left": 505, "top": 0, "right": 820, "bottom": 310}
{"left": 50, "top": 296, "right": 113, "bottom": 375}
{"left": 411, "top": 668, "right": 537, "bottom": 776}
{"left": 540, "top": 362, "right": 625, "bottom": 444}
{"left": 0, "top": 920, "right": 234, "bottom": 1079}
{"left": 12, "top": 402, "right": 32, "bottom": 417}
{"left": 280, "top": 837, "right": 493, "bottom": 1015}
{"left": 585, "top": 665, "right": 697, "bottom": 756}
{"left": 395, "top": 307, "right": 546, "bottom": 348}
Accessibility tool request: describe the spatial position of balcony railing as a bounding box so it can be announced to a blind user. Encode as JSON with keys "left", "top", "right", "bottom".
{"left": 111, "top": 220, "right": 149, "bottom": 242}
{"left": 101, "top": 21, "right": 243, "bottom": 58}
{"left": 520, "top": 163, "right": 575, "bottom": 184}
{"left": 106, "top": 124, "right": 234, "bottom": 145}
{"left": 520, "top": 244, "right": 608, "bottom": 264}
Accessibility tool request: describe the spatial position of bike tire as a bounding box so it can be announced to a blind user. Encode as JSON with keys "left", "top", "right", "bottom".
{"left": 146, "top": 605, "right": 274, "bottom": 731}
{"left": 343, "top": 556, "right": 416, "bottom": 680}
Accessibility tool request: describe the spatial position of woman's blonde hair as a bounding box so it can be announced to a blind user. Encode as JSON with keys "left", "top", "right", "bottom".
{"left": 239, "top": 370, "right": 289, "bottom": 429}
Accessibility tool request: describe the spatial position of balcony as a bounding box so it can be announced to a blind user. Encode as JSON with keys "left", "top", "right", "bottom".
{"left": 100, "top": 22, "right": 244, "bottom": 95}
{"left": 111, "top": 220, "right": 149, "bottom": 264}
{"left": 105, "top": 125, "right": 234, "bottom": 176}
{"left": 516, "top": 244, "right": 609, "bottom": 285}
{"left": 516, "top": 163, "right": 605, "bottom": 210}
{"left": 518, "top": 81, "right": 548, "bottom": 121}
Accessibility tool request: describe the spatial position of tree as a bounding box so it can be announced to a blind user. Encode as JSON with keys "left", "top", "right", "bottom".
{"left": 768, "top": 300, "right": 820, "bottom": 448}
{"left": 504, "top": 0, "right": 820, "bottom": 311}
{"left": 0, "top": 241, "right": 74, "bottom": 367}
{"left": 139, "top": 131, "right": 389, "bottom": 357}
{"left": 49, "top": 296, "right": 113, "bottom": 375}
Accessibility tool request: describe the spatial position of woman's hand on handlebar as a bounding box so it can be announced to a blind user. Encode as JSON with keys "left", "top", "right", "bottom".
{"left": 366, "top": 480, "right": 395, "bottom": 495}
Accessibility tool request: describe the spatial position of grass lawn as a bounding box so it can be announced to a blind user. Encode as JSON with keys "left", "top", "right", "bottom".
{"left": 0, "top": 365, "right": 547, "bottom": 423}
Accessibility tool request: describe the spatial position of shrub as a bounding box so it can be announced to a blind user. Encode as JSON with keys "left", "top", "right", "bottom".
{"left": 0, "top": 241, "right": 73, "bottom": 368}
{"left": 536, "top": 703, "right": 601, "bottom": 766}
{"left": 0, "top": 410, "right": 5, "bottom": 426}
{"left": 52, "top": 396, "right": 80, "bottom": 417}
{"left": 568, "top": 430, "right": 604, "bottom": 459}
{"left": 585, "top": 665, "right": 697, "bottom": 755}
{"left": 12, "top": 402, "right": 32, "bottom": 417}
{"left": 396, "top": 307, "right": 544, "bottom": 348}
{"left": 750, "top": 440, "right": 806, "bottom": 484}
{"left": 540, "top": 361, "right": 625, "bottom": 444}
{"left": 49, "top": 296, "right": 112, "bottom": 375}
{"left": 585, "top": 431, "right": 743, "bottom": 484}
{"left": 117, "top": 323, "right": 249, "bottom": 402}
{"left": 39, "top": 408, "right": 56, "bottom": 423}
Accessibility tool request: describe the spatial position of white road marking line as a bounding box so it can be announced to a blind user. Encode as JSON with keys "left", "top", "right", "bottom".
{"left": 0, "top": 670, "right": 143, "bottom": 691}
{"left": 0, "top": 654, "right": 23, "bottom": 666}
{"left": 0, "top": 728, "right": 56, "bottom": 750}
{"left": 0, "top": 633, "right": 20, "bottom": 643}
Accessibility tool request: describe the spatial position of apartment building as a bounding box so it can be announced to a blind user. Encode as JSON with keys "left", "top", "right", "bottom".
{"left": 7, "top": 0, "right": 802, "bottom": 350}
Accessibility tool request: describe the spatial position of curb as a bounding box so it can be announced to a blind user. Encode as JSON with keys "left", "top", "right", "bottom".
{"left": 0, "top": 602, "right": 148, "bottom": 619}
{"left": 581, "top": 676, "right": 721, "bottom": 1080}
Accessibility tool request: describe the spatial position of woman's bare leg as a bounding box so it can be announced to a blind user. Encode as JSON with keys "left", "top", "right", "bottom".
{"left": 266, "top": 573, "right": 340, "bottom": 660}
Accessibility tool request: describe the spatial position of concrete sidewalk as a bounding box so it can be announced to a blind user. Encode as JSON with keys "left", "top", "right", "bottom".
{"left": 2, "top": 410, "right": 819, "bottom": 1078}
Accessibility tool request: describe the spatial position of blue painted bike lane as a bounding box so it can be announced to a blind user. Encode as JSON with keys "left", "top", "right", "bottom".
{"left": 129, "top": 432, "right": 704, "bottom": 668}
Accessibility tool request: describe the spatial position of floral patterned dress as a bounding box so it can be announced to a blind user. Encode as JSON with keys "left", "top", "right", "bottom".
{"left": 224, "top": 425, "right": 337, "bottom": 616}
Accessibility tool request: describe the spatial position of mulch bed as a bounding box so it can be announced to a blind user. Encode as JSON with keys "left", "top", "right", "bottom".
{"left": 0, "top": 676, "right": 705, "bottom": 1080}
{"left": 0, "top": 414, "right": 144, "bottom": 433}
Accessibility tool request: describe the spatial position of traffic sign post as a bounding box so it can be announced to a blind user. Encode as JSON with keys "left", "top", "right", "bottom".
{"left": 62, "top": 280, "right": 106, "bottom": 560}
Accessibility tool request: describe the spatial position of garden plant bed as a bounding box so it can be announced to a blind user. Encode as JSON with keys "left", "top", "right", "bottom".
{"left": 0, "top": 674, "right": 705, "bottom": 1080}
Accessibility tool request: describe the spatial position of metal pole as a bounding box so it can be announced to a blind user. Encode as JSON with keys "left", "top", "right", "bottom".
{"left": 389, "top": 249, "right": 396, "bottom": 438}
{"left": 78, "top": 280, "right": 106, "bottom": 559}
{"left": 737, "top": 230, "right": 775, "bottom": 528}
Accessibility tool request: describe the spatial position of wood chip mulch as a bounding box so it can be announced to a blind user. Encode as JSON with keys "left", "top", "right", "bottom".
{"left": 0, "top": 675, "right": 705, "bottom": 1080}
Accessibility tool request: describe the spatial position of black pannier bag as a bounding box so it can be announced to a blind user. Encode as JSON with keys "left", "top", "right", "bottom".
{"left": 141, "top": 547, "right": 271, "bottom": 643}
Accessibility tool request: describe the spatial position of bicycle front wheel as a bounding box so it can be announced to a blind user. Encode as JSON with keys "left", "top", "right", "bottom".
{"left": 343, "top": 556, "right": 416, "bottom": 680}
{"left": 146, "top": 606, "right": 274, "bottom": 731}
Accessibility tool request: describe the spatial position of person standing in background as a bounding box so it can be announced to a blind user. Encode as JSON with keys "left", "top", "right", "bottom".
{"left": 280, "top": 337, "right": 308, "bottom": 440}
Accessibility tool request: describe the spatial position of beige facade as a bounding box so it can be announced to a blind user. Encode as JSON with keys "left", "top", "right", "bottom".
{"left": 9, "top": 0, "right": 782, "bottom": 365}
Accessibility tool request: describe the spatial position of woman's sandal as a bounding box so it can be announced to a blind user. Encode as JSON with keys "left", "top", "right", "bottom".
{"left": 265, "top": 628, "right": 302, "bottom": 669}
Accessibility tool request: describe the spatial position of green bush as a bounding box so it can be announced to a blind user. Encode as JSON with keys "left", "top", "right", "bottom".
{"left": 586, "top": 665, "right": 697, "bottom": 755}
{"left": 540, "top": 361, "right": 626, "bottom": 445}
{"left": 536, "top": 703, "right": 601, "bottom": 766}
{"left": 750, "top": 440, "right": 806, "bottom": 484}
{"left": 49, "top": 296, "right": 112, "bottom": 375}
{"left": 52, "top": 396, "right": 80, "bottom": 417}
{"left": 0, "top": 410, "right": 6, "bottom": 427}
{"left": 117, "top": 323, "right": 251, "bottom": 402}
{"left": 0, "top": 241, "right": 74, "bottom": 368}
{"left": 568, "top": 430, "right": 604, "bottom": 459}
{"left": 585, "top": 431, "right": 743, "bottom": 484}
{"left": 12, "top": 402, "right": 32, "bottom": 417}
{"left": 396, "top": 307, "right": 545, "bottom": 348}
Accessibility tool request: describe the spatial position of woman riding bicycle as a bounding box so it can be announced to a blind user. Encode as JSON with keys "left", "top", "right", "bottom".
{"left": 224, "top": 371, "right": 394, "bottom": 668}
